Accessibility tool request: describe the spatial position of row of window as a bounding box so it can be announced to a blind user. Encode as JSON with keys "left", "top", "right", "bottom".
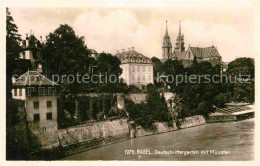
{"left": 33, "top": 100, "right": 52, "bottom": 109}
{"left": 131, "top": 74, "right": 152, "bottom": 82}
{"left": 14, "top": 88, "right": 23, "bottom": 96}
{"left": 34, "top": 112, "right": 52, "bottom": 122}
{"left": 130, "top": 66, "right": 152, "bottom": 73}
{"left": 26, "top": 87, "right": 56, "bottom": 96}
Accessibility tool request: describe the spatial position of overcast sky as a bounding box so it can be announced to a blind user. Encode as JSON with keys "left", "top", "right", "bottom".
{"left": 9, "top": 7, "right": 255, "bottom": 62}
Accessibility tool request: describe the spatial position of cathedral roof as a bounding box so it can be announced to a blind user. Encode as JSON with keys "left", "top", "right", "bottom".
{"left": 13, "top": 70, "right": 58, "bottom": 87}
{"left": 189, "top": 46, "right": 221, "bottom": 58}
{"left": 115, "top": 48, "right": 151, "bottom": 64}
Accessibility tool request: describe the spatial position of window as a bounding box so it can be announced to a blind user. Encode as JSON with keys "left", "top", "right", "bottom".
{"left": 148, "top": 66, "right": 151, "bottom": 72}
{"left": 132, "top": 75, "right": 135, "bottom": 82}
{"left": 48, "top": 87, "right": 56, "bottom": 95}
{"left": 137, "top": 66, "right": 140, "bottom": 72}
{"left": 38, "top": 87, "right": 46, "bottom": 95}
{"left": 142, "top": 75, "right": 145, "bottom": 81}
{"left": 143, "top": 66, "right": 146, "bottom": 72}
{"left": 26, "top": 87, "right": 35, "bottom": 96}
{"left": 148, "top": 75, "right": 152, "bottom": 81}
{"left": 46, "top": 112, "right": 52, "bottom": 120}
{"left": 14, "top": 89, "right": 17, "bottom": 96}
{"left": 19, "top": 88, "right": 22, "bottom": 96}
{"left": 47, "top": 101, "right": 52, "bottom": 108}
{"left": 137, "top": 75, "right": 140, "bottom": 82}
{"left": 34, "top": 101, "right": 39, "bottom": 109}
{"left": 34, "top": 114, "right": 40, "bottom": 122}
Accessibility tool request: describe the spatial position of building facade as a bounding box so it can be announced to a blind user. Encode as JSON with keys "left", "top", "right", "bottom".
{"left": 115, "top": 47, "right": 154, "bottom": 88}
{"left": 12, "top": 70, "right": 59, "bottom": 134}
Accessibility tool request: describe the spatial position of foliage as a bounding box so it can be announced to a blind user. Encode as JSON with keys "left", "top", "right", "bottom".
{"left": 44, "top": 24, "right": 90, "bottom": 76}
{"left": 6, "top": 124, "right": 41, "bottom": 160}
{"left": 6, "top": 99, "right": 25, "bottom": 126}
{"left": 125, "top": 99, "right": 153, "bottom": 129}
{"left": 57, "top": 94, "right": 121, "bottom": 128}
{"left": 6, "top": 8, "right": 22, "bottom": 100}
{"left": 227, "top": 57, "right": 254, "bottom": 78}
{"left": 226, "top": 58, "right": 255, "bottom": 103}
{"left": 125, "top": 85, "right": 172, "bottom": 129}
{"left": 96, "top": 53, "right": 122, "bottom": 78}
{"left": 213, "top": 93, "right": 229, "bottom": 108}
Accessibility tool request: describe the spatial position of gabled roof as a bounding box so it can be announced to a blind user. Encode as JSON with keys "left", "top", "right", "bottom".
{"left": 189, "top": 46, "right": 221, "bottom": 58}
{"left": 13, "top": 70, "right": 59, "bottom": 87}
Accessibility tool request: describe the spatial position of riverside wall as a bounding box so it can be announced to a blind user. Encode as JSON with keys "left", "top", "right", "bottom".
{"left": 133, "top": 115, "right": 206, "bottom": 138}
{"left": 34, "top": 115, "right": 206, "bottom": 159}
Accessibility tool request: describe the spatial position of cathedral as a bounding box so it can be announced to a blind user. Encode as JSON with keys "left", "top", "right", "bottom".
{"left": 162, "top": 21, "right": 222, "bottom": 67}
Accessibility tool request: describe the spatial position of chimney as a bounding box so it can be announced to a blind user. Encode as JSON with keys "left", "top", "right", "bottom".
{"left": 132, "top": 47, "right": 134, "bottom": 51}
{"left": 122, "top": 49, "right": 125, "bottom": 52}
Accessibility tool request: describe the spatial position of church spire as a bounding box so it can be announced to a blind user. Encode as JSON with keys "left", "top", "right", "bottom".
{"left": 162, "top": 20, "right": 172, "bottom": 60}
{"left": 165, "top": 20, "right": 168, "bottom": 36}
{"left": 174, "top": 20, "right": 185, "bottom": 53}
{"left": 179, "top": 21, "right": 181, "bottom": 37}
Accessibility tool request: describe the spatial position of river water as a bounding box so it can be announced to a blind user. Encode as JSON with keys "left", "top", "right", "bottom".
{"left": 62, "top": 119, "right": 254, "bottom": 160}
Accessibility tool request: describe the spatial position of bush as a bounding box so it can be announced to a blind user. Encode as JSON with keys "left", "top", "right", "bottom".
{"left": 213, "top": 93, "right": 229, "bottom": 108}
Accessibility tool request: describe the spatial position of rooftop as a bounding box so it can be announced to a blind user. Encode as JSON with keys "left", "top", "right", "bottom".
{"left": 210, "top": 104, "right": 254, "bottom": 116}
{"left": 189, "top": 46, "right": 221, "bottom": 58}
{"left": 115, "top": 47, "right": 151, "bottom": 64}
{"left": 13, "top": 70, "right": 58, "bottom": 87}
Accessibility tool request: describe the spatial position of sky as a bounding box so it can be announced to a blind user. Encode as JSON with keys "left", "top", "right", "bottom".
{"left": 9, "top": 7, "right": 256, "bottom": 62}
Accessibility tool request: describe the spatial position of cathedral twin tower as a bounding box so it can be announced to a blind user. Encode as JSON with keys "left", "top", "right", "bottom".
{"left": 162, "top": 20, "right": 185, "bottom": 61}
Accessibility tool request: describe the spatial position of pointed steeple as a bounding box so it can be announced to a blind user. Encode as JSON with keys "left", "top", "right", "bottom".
{"left": 179, "top": 21, "right": 181, "bottom": 37}
{"left": 162, "top": 20, "right": 172, "bottom": 60}
{"left": 174, "top": 20, "right": 185, "bottom": 53}
{"left": 165, "top": 20, "right": 168, "bottom": 36}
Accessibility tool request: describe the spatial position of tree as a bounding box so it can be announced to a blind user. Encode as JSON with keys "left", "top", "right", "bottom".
{"left": 44, "top": 24, "right": 90, "bottom": 76}
{"left": 197, "top": 101, "right": 213, "bottom": 119}
{"left": 151, "top": 57, "right": 163, "bottom": 77}
{"left": 213, "top": 93, "right": 229, "bottom": 108}
{"left": 6, "top": 8, "right": 22, "bottom": 100}
{"left": 95, "top": 53, "right": 125, "bottom": 93}
{"left": 226, "top": 58, "right": 255, "bottom": 103}
{"left": 227, "top": 58, "right": 254, "bottom": 78}
{"left": 96, "top": 53, "right": 122, "bottom": 80}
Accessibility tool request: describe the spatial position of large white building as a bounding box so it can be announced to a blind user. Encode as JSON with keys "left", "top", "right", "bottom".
{"left": 115, "top": 47, "right": 154, "bottom": 89}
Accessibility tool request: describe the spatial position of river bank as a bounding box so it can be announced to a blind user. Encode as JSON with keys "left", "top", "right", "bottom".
{"left": 62, "top": 118, "right": 254, "bottom": 160}
{"left": 33, "top": 115, "right": 206, "bottom": 160}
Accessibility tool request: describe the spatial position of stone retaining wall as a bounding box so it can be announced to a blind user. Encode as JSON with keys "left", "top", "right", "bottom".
{"left": 34, "top": 115, "right": 206, "bottom": 159}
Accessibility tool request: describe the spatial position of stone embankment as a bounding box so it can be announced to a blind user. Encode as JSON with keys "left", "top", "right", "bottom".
{"left": 36, "top": 115, "right": 206, "bottom": 159}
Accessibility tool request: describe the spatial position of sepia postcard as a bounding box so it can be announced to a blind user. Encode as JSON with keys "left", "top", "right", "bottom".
{"left": 0, "top": 0, "right": 259, "bottom": 166}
